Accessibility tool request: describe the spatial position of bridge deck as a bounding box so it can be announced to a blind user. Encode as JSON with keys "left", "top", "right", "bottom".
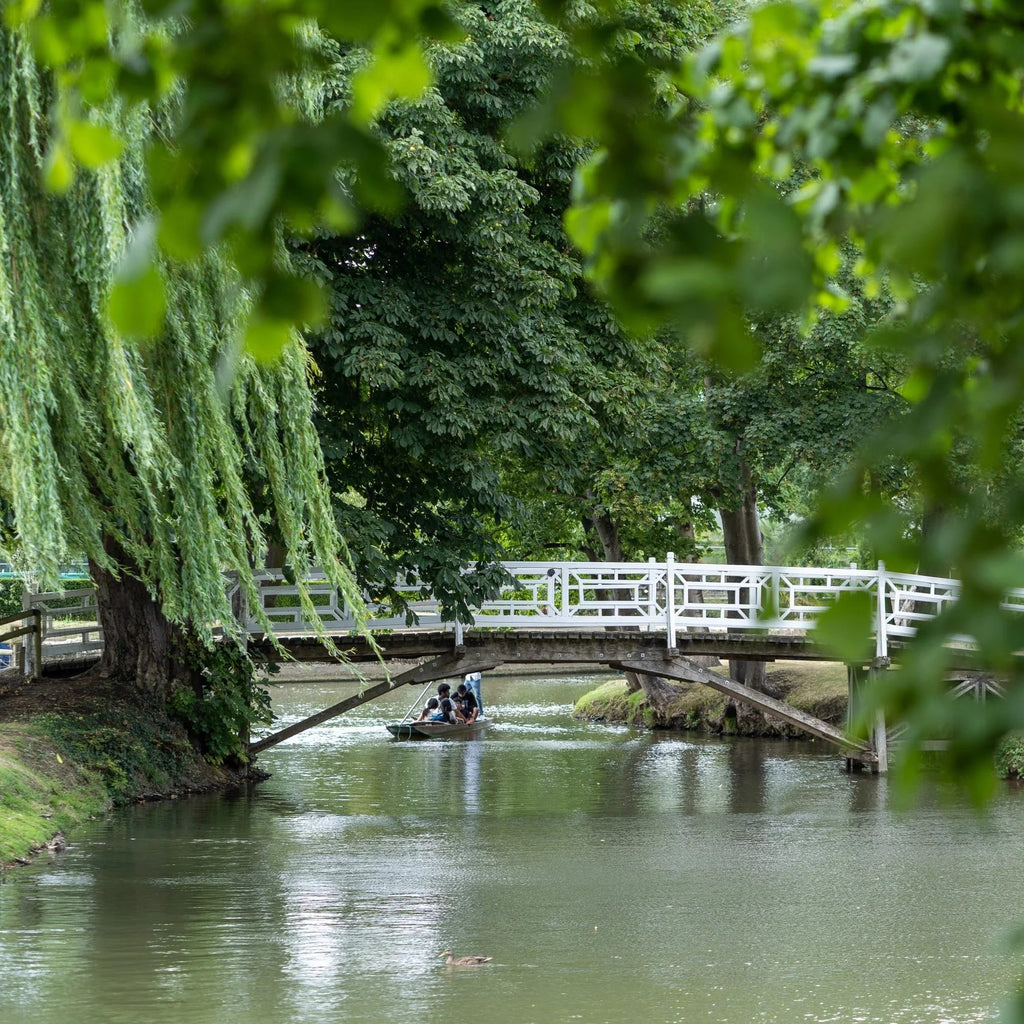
{"left": 257, "top": 629, "right": 835, "bottom": 665}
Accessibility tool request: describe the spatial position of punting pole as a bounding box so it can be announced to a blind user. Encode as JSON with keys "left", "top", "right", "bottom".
{"left": 397, "top": 679, "right": 435, "bottom": 725}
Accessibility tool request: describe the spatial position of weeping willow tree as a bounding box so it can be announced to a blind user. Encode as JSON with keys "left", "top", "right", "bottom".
{"left": 0, "top": 27, "right": 361, "bottom": 700}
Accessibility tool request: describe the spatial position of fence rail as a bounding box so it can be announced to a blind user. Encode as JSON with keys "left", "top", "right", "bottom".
{"left": 9, "top": 557, "right": 999, "bottom": 672}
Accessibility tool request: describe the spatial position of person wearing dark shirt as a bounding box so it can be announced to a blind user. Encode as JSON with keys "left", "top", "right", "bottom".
{"left": 455, "top": 683, "right": 479, "bottom": 723}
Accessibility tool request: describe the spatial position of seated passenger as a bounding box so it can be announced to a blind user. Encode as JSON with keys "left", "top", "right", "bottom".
{"left": 417, "top": 697, "right": 440, "bottom": 721}
{"left": 455, "top": 683, "right": 479, "bottom": 723}
{"left": 433, "top": 682, "right": 463, "bottom": 723}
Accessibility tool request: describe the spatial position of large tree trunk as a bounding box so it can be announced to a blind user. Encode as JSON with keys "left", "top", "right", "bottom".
{"left": 91, "top": 540, "right": 197, "bottom": 700}
{"left": 719, "top": 459, "right": 767, "bottom": 692}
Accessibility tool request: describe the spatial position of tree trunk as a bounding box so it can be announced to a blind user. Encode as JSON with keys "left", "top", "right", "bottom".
{"left": 719, "top": 459, "right": 767, "bottom": 692}
{"left": 90, "top": 539, "right": 197, "bottom": 700}
{"left": 633, "top": 671, "right": 687, "bottom": 714}
{"left": 584, "top": 502, "right": 685, "bottom": 705}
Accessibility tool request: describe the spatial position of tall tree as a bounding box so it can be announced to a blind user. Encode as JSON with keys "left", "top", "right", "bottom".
{"left": 296, "top": 0, "right": 730, "bottom": 617}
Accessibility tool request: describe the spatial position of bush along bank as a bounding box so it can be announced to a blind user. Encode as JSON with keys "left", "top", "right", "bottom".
{"left": 573, "top": 662, "right": 1024, "bottom": 780}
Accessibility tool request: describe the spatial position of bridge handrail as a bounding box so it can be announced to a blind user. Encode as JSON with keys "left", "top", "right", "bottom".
{"left": 16, "top": 557, "right": 993, "bottom": 669}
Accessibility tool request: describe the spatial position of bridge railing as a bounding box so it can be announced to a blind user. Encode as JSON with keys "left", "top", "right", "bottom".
{"left": 16, "top": 557, "right": 1006, "bottom": 670}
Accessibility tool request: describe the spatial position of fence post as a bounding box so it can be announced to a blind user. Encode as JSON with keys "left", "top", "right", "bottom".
{"left": 455, "top": 619, "right": 464, "bottom": 646}
{"left": 665, "top": 551, "right": 676, "bottom": 649}
{"left": 20, "top": 581, "right": 34, "bottom": 677}
{"left": 32, "top": 609, "right": 42, "bottom": 679}
{"left": 876, "top": 560, "right": 888, "bottom": 660}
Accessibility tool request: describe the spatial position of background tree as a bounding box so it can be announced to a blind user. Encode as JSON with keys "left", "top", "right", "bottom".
{"left": 296, "top": 0, "right": 730, "bottom": 619}
{"left": 563, "top": 0, "right": 1024, "bottom": 805}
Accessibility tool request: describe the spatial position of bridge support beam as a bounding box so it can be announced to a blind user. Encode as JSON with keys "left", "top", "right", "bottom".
{"left": 618, "top": 653, "right": 877, "bottom": 767}
{"left": 846, "top": 664, "right": 889, "bottom": 774}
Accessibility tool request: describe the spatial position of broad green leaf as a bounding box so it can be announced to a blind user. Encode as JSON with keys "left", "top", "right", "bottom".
{"left": 157, "top": 200, "right": 204, "bottom": 262}
{"left": 886, "top": 32, "right": 951, "bottom": 83}
{"left": 261, "top": 274, "right": 327, "bottom": 327}
{"left": 350, "top": 41, "right": 432, "bottom": 123}
{"left": 43, "top": 141, "right": 74, "bottom": 193}
{"left": 66, "top": 120, "right": 123, "bottom": 167}
{"left": 107, "top": 265, "right": 167, "bottom": 338}
{"left": 3, "top": 0, "right": 43, "bottom": 27}
{"left": 813, "top": 591, "right": 873, "bottom": 663}
{"left": 244, "top": 316, "right": 293, "bottom": 363}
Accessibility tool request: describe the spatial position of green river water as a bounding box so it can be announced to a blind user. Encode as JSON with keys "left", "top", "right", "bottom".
{"left": 2, "top": 672, "right": 1024, "bottom": 1024}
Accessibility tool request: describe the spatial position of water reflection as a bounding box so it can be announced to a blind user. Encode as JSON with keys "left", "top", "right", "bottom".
{"left": 2, "top": 673, "right": 1022, "bottom": 1024}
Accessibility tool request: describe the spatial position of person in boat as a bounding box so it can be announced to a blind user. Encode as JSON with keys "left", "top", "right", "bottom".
{"left": 417, "top": 697, "right": 440, "bottom": 721}
{"left": 455, "top": 682, "right": 479, "bottom": 724}
{"left": 464, "top": 671, "right": 483, "bottom": 714}
{"left": 431, "top": 682, "right": 463, "bottom": 723}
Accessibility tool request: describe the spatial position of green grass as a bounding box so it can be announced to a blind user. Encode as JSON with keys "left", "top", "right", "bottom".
{"left": 0, "top": 723, "right": 110, "bottom": 866}
{"left": 1, "top": 695, "right": 255, "bottom": 869}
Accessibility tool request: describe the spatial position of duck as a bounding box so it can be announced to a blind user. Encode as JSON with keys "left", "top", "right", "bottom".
{"left": 439, "top": 949, "right": 492, "bottom": 966}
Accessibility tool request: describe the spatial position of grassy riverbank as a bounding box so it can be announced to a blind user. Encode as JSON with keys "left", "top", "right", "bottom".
{"left": 0, "top": 673, "right": 259, "bottom": 870}
{"left": 574, "top": 661, "right": 1024, "bottom": 778}
{"left": 0, "top": 722, "right": 108, "bottom": 866}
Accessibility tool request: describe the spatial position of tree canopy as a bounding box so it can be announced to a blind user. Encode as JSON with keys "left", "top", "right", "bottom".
{"left": 295, "top": 0, "right": 730, "bottom": 616}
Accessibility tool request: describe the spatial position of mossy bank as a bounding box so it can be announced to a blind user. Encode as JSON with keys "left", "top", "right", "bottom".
{"left": 575, "top": 661, "right": 847, "bottom": 736}
{"left": 0, "top": 676, "right": 261, "bottom": 870}
{"left": 574, "top": 660, "right": 1024, "bottom": 778}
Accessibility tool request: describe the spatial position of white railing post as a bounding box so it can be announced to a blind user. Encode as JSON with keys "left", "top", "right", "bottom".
{"left": 22, "top": 580, "right": 34, "bottom": 677}
{"left": 876, "top": 560, "right": 888, "bottom": 660}
{"left": 455, "top": 619, "right": 464, "bottom": 646}
{"left": 665, "top": 551, "right": 676, "bottom": 648}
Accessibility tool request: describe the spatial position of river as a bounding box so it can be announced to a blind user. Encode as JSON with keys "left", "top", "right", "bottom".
{"left": 2, "top": 672, "right": 1023, "bottom": 1024}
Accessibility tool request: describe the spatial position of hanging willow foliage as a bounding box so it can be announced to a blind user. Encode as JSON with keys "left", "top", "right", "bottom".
{"left": 0, "top": 26, "right": 364, "bottom": 645}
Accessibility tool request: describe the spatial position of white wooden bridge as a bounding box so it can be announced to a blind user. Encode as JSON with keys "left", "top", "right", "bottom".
{"left": 3, "top": 557, "right": 1012, "bottom": 771}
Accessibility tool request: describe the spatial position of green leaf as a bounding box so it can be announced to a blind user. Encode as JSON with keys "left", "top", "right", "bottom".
{"left": 3, "top": 0, "right": 43, "bottom": 27}
{"left": 157, "top": 200, "right": 204, "bottom": 262}
{"left": 43, "top": 141, "right": 74, "bottom": 193}
{"left": 886, "top": 32, "right": 951, "bottom": 83}
{"left": 244, "top": 316, "right": 293, "bottom": 363}
{"left": 66, "top": 119, "right": 123, "bottom": 168}
{"left": 106, "top": 265, "right": 167, "bottom": 338}
{"left": 350, "top": 40, "right": 432, "bottom": 123}
{"left": 261, "top": 274, "right": 327, "bottom": 327}
{"left": 813, "top": 591, "right": 873, "bottom": 663}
